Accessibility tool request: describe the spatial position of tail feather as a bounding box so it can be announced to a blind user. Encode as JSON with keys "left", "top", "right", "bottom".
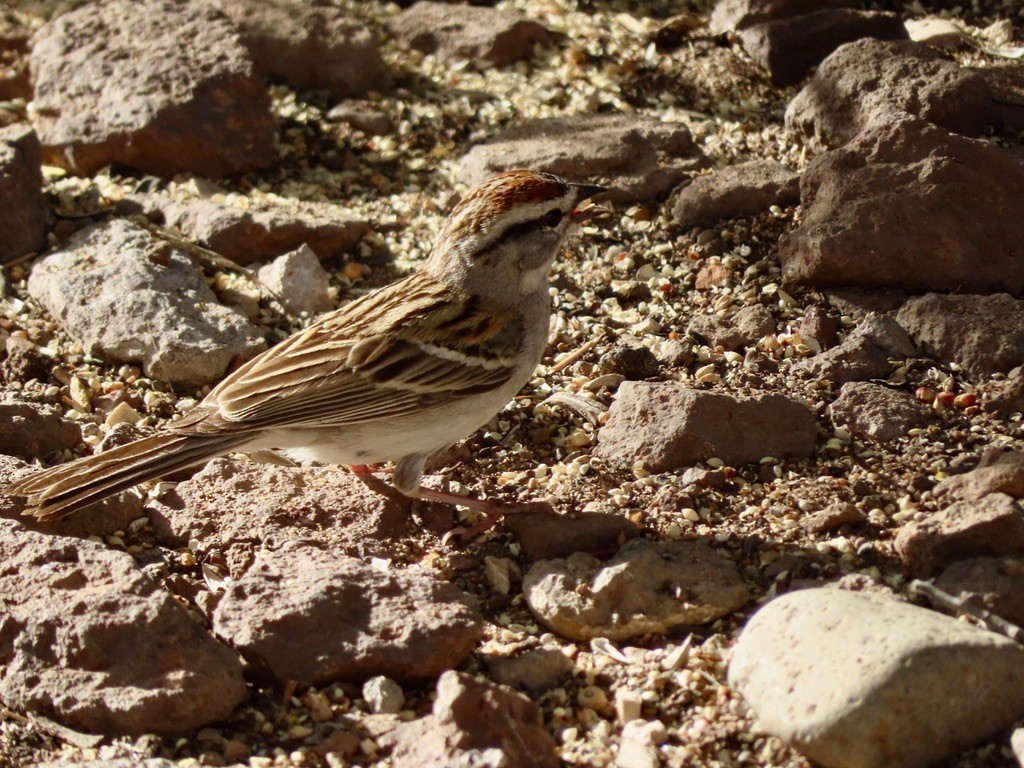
{"left": 5, "top": 432, "right": 246, "bottom": 521}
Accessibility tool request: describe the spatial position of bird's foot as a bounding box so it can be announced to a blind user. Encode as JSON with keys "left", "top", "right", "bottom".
{"left": 347, "top": 463, "right": 393, "bottom": 475}
{"left": 420, "top": 490, "right": 554, "bottom": 546}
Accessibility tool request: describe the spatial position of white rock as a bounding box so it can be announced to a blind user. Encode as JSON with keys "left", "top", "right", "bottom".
{"left": 905, "top": 17, "right": 966, "bottom": 48}
{"left": 362, "top": 675, "right": 405, "bottom": 714}
{"left": 728, "top": 588, "right": 1024, "bottom": 768}
{"left": 27, "top": 220, "right": 264, "bottom": 387}
{"left": 256, "top": 244, "right": 333, "bottom": 316}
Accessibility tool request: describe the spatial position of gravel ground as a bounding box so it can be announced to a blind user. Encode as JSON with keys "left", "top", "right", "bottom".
{"left": 2, "top": 0, "right": 1024, "bottom": 766}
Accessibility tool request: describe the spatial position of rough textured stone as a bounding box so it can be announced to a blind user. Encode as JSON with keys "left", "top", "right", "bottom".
{"left": 1, "top": 336, "right": 50, "bottom": 383}
{"left": 460, "top": 114, "right": 712, "bottom": 204}
{"left": 257, "top": 244, "right": 333, "bottom": 316}
{"left": 486, "top": 648, "right": 574, "bottom": 693}
{"left": 936, "top": 556, "right": 1024, "bottom": 628}
{"left": 27, "top": 220, "right": 265, "bottom": 387}
{"left": 729, "top": 588, "right": 1024, "bottom": 768}
{"left": 0, "top": 397, "right": 80, "bottom": 460}
{"left": 738, "top": 10, "right": 907, "bottom": 87}
{"left": 212, "top": 542, "right": 484, "bottom": 685}
{"left": 779, "top": 116, "right": 1024, "bottom": 294}
{"left": 897, "top": 293, "right": 1024, "bottom": 380}
{"left": 982, "top": 367, "right": 1024, "bottom": 417}
{"left": 210, "top": 0, "right": 391, "bottom": 98}
{"left": 672, "top": 160, "right": 799, "bottom": 227}
{"left": 798, "top": 306, "right": 840, "bottom": 351}
{"left": 827, "top": 382, "right": 930, "bottom": 444}
{"left": 933, "top": 450, "right": 1024, "bottom": 503}
{"left": 379, "top": 671, "right": 559, "bottom": 768}
{"left": 785, "top": 38, "right": 1008, "bottom": 152}
{"left": 523, "top": 539, "right": 750, "bottom": 641}
{"left": 0, "top": 125, "right": 46, "bottom": 263}
{"left": 504, "top": 510, "right": 638, "bottom": 561}
{"left": 388, "top": 1, "right": 554, "bottom": 68}
{"left": 0, "top": 518, "right": 246, "bottom": 735}
{"left": 896, "top": 493, "right": 1024, "bottom": 577}
{"left": 595, "top": 382, "right": 818, "bottom": 472}
{"left": 801, "top": 502, "right": 866, "bottom": 534}
{"left": 792, "top": 314, "right": 916, "bottom": 385}
{"left": 29, "top": 0, "right": 276, "bottom": 177}
{"left": 155, "top": 197, "right": 370, "bottom": 265}
{"left": 0, "top": 11, "right": 32, "bottom": 101}
{"left": 147, "top": 459, "right": 450, "bottom": 576}
{"left": 327, "top": 102, "right": 394, "bottom": 135}
{"left": 708, "top": 0, "right": 855, "bottom": 34}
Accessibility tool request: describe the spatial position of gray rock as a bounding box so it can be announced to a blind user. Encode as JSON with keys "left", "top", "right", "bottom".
{"left": 728, "top": 588, "right": 1024, "bottom": 768}
{"left": 827, "top": 382, "right": 930, "bottom": 443}
{"left": 595, "top": 382, "right": 818, "bottom": 472}
{"left": 897, "top": 293, "right": 1024, "bottom": 380}
{"left": 212, "top": 541, "right": 484, "bottom": 685}
{"left": 210, "top": 0, "right": 391, "bottom": 99}
{"left": 672, "top": 160, "right": 799, "bottom": 227}
{"left": 486, "top": 648, "right": 575, "bottom": 692}
{"left": 936, "top": 556, "right": 1024, "bottom": 628}
{"left": 0, "top": 125, "right": 46, "bottom": 263}
{"left": 738, "top": 10, "right": 907, "bottom": 87}
{"left": 27, "top": 220, "right": 265, "bottom": 387}
{"left": 779, "top": 116, "right": 1024, "bottom": 294}
{"left": 792, "top": 313, "right": 916, "bottom": 385}
{"left": 503, "top": 509, "right": 639, "bottom": 561}
{"left": 388, "top": 1, "right": 554, "bottom": 68}
{"left": 460, "top": 114, "right": 712, "bottom": 204}
{"left": 257, "top": 244, "right": 333, "bottom": 316}
{"left": 895, "top": 493, "right": 1024, "bottom": 577}
{"left": 785, "top": 38, "right": 1008, "bottom": 152}
{"left": 30, "top": 0, "right": 276, "bottom": 177}
{"left": 709, "top": 0, "right": 856, "bottom": 34}
{"left": 522, "top": 539, "right": 750, "bottom": 641}
{"left": 0, "top": 518, "right": 246, "bottom": 735}
{"left": 362, "top": 675, "right": 405, "bottom": 714}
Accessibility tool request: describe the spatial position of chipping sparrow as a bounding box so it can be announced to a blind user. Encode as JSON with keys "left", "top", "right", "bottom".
{"left": 6, "top": 170, "right": 605, "bottom": 523}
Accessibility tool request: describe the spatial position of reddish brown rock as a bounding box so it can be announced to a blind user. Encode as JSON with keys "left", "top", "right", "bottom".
{"left": 827, "top": 382, "right": 930, "bottom": 444}
{"left": 896, "top": 294, "right": 1024, "bottom": 380}
{"left": 739, "top": 10, "right": 907, "bottom": 87}
{"left": 778, "top": 116, "right": 1024, "bottom": 294}
{"left": 936, "top": 557, "right": 1024, "bottom": 627}
{"left": 786, "top": 39, "right": 1006, "bottom": 152}
{"left": 29, "top": 0, "right": 276, "bottom": 177}
{"left": 792, "top": 314, "right": 916, "bottom": 385}
{"left": 709, "top": 0, "right": 855, "bottom": 34}
{"left": 933, "top": 451, "right": 1024, "bottom": 503}
{"left": 594, "top": 382, "right": 818, "bottom": 472}
{"left": 211, "top": 541, "right": 484, "bottom": 686}
{"left": 0, "top": 518, "right": 246, "bottom": 735}
{"left": 0, "top": 398, "right": 81, "bottom": 460}
{"left": 1, "top": 336, "right": 50, "bottom": 383}
{"left": 379, "top": 671, "right": 559, "bottom": 768}
{"left": 460, "top": 113, "right": 711, "bottom": 204}
{"left": 672, "top": 160, "right": 799, "bottom": 227}
{"left": 896, "top": 493, "right": 1024, "bottom": 577}
{"left": 147, "top": 459, "right": 448, "bottom": 576}
{"left": 801, "top": 502, "right": 866, "bottom": 534}
{"left": 388, "top": 1, "right": 554, "bottom": 68}
{"left": 0, "top": 125, "right": 46, "bottom": 263}
{"left": 504, "top": 510, "right": 638, "bottom": 561}
{"left": 210, "top": 0, "right": 390, "bottom": 99}
{"left": 983, "top": 368, "right": 1024, "bottom": 417}
{"left": 486, "top": 648, "right": 574, "bottom": 693}
{"left": 798, "top": 306, "right": 840, "bottom": 351}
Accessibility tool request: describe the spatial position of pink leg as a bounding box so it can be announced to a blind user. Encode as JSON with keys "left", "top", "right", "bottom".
{"left": 413, "top": 486, "right": 553, "bottom": 545}
{"left": 347, "top": 464, "right": 393, "bottom": 475}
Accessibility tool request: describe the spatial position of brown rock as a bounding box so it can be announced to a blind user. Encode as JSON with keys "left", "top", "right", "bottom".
{"left": 672, "top": 160, "right": 799, "bottom": 227}
{"left": 460, "top": 113, "right": 712, "bottom": 204}
{"left": 210, "top": 0, "right": 391, "bottom": 98}
{"left": 785, "top": 38, "right": 1004, "bottom": 152}
{"left": 933, "top": 451, "right": 1024, "bottom": 503}
{"left": 798, "top": 306, "right": 840, "bottom": 351}
{"left": 0, "top": 518, "right": 246, "bottom": 734}
{"left": 896, "top": 293, "right": 1024, "bottom": 380}
{"left": 0, "top": 11, "right": 32, "bottom": 101}
{"left": 983, "top": 367, "right": 1024, "bottom": 417}
{"left": 2, "top": 336, "right": 50, "bottom": 383}
{"left": 792, "top": 314, "right": 916, "bottom": 385}
{"left": 504, "top": 510, "right": 639, "bottom": 561}
{"left": 0, "top": 397, "right": 81, "bottom": 460}
{"left": 380, "top": 671, "right": 558, "bottom": 768}
{"left": 778, "top": 116, "right": 1024, "bottom": 294}
{"left": 523, "top": 539, "right": 750, "bottom": 640}
{"left": 147, "top": 459, "right": 448, "bottom": 575}
{"left": 801, "top": 501, "right": 866, "bottom": 534}
{"left": 157, "top": 197, "right": 370, "bottom": 265}
{"left": 211, "top": 541, "right": 484, "bottom": 686}
{"left": 936, "top": 557, "right": 1024, "bottom": 627}
{"left": 694, "top": 262, "right": 732, "bottom": 290}
{"left": 388, "top": 1, "right": 554, "bottom": 68}
{"left": 708, "top": 0, "right": 856, "bottom": 34}
{"left": 896, "top": 493, "right": 1024, "bottom": 577}
{"left": 486, "top": 648, "right": 574, "bottom": 693}
{"left": 827, "top": 382, "right": 930, "bottom": 444}
{"left": 686, "top": 314, "right": 746, "bottom": 351}
{"left": 594, "top": 382, "right": 818, "bottom": 472}
{"left": 256, "top": 245, "right": 333, "bottom": 316}
{"left": 327, "top": 102, "right": 394, "bottom": 135}
{"left": 733, "top": 305, "right": 777, "bottom": 342}
{"left": 0, "top": 125, "right": 46, "bottom": 263}
{"left": 739, "top": 10, "right": 907, "bottom": 87}
{"left": 29, "top": 0, "right": 276, "bottom": 177}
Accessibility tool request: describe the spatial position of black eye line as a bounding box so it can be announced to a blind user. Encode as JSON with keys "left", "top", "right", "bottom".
{"left": 473, "top": 208, "right": 565, "bottom": 257}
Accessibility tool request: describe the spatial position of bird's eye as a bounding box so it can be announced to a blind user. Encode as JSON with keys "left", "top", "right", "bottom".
{"left": 542, "top": 209, "right": 563, "bottom": 227}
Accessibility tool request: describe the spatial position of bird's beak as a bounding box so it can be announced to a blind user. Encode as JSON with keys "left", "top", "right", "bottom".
{"left": 570, "top": 183, "right": 609, "bottom": 220}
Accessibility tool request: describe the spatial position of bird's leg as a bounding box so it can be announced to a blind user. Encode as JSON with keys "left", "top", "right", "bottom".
{"left": 347, "top": 463, "right": 393, "bottom": 475}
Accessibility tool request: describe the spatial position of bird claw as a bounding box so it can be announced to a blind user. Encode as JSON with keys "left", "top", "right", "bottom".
{"left": 441, "top": 500, "right": 556, "bottom": 546}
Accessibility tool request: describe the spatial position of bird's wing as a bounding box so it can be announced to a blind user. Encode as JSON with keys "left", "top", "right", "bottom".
{"left": 175, "top": 272, "right": 526, "bottom": 435}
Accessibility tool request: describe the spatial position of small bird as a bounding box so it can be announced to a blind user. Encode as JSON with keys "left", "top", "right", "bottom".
{"left": 6, "top": 170, "right": 605, "bottom": 524}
